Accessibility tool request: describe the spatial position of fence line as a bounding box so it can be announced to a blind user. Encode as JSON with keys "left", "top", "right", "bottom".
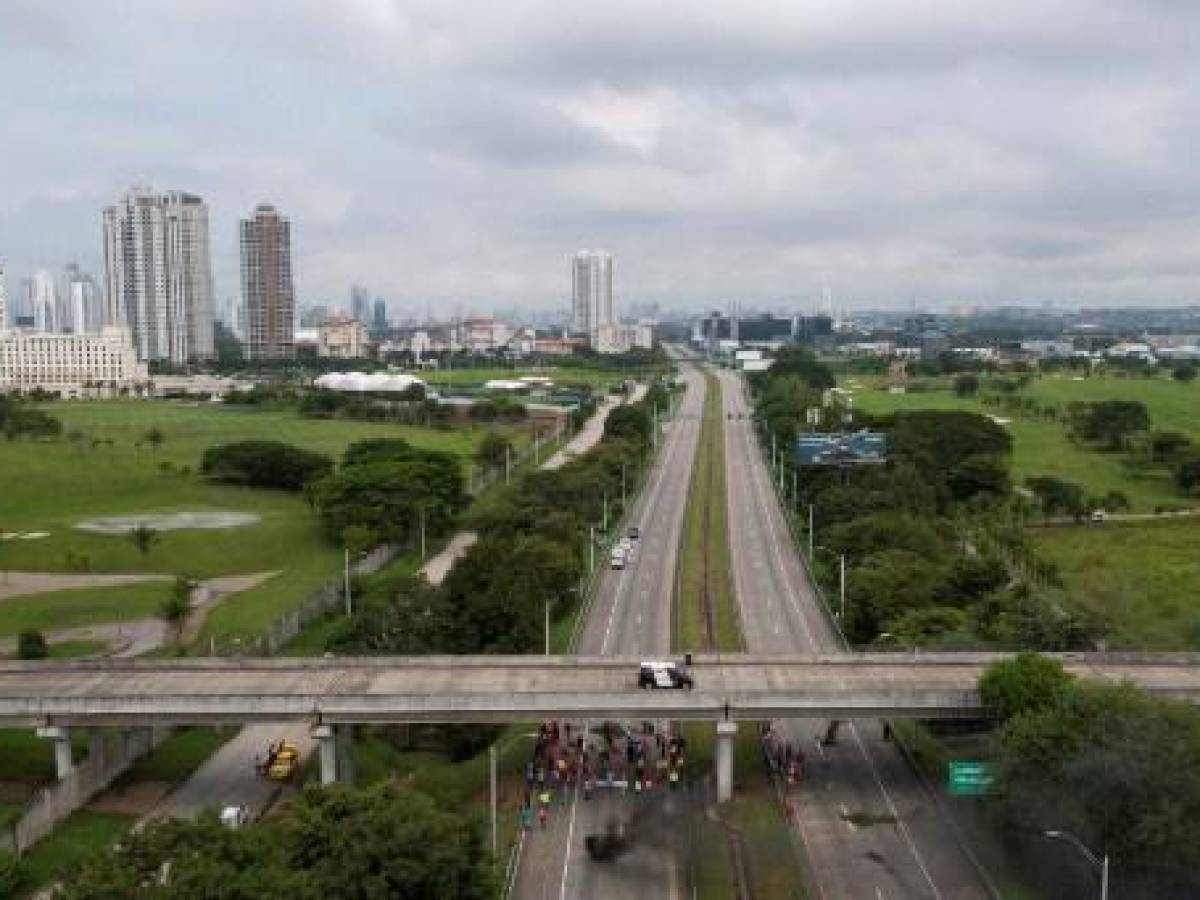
{"left": 2, "top": 727, "right": 170, "bottom": 853}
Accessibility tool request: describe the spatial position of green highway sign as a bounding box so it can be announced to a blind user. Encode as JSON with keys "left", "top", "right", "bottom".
{"left": 946, "top": 760, "right": 994, "bottom": 796}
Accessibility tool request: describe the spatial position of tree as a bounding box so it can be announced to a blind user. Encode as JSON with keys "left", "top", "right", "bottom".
{"left": 129, "top": 525, "right": 159, "bottom": 558}
{"left": 159, "top": 577, "right": 192, "bottom": 639}
{"left": 1150, "top": 431, "right": 1192, "bottom": 464}
{"left": 0, "top": 849, "right": 23, "bottom": 897}
{"left": 17, "top": 629, "right": 48, "bottom": 660}
{"left": 1025, "top": 476, "right": 1087, "bottom": 521}
{"left": 58, "top": 782, "right": 495, "bottom": 900}
{"left": 1177, "top": 453, "right": 1200, "bottom": 495}
{"left": 1171, "top": 363, "right": 1197, "bottom": 383}
{"left": 201, "top": 441, "right": 333, "bottom": 491}
{"left": 474, "top": 431, "right": 513, "bottom": 469}
{"left": 979, "top": 652, "right": 1072, "bottom": 721}
{"left": 953, "top": 373, "right": 980, "bottom": 397}
{"left": 1071, "top": 399, "right": 1150, "bottom": 450}
{"left": 141, "top": 426, "right": 166, "bottom": 452}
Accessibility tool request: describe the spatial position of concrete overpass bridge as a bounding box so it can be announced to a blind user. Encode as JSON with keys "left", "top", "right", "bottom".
{"left": 5, "top": 652, "right": 1199, "bottom": 786}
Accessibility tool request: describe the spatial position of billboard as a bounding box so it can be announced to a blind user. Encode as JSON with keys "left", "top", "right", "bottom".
{"left": 795, "top": 431, "right": 887, "bottom": 466}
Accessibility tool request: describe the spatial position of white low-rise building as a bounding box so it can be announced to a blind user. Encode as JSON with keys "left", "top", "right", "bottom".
{"left": 318, "top": 316, "right": 369, "bottom": 358}
{"left": 0, "top": 326, "right": 148, "bottom": 395}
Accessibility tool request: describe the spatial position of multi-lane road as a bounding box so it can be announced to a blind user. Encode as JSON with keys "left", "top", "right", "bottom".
{"left": 718, "top": 366, "right": 996, "bottom": 900}
{"left": 510, "top": 365, "right": 705, "bottom": 900}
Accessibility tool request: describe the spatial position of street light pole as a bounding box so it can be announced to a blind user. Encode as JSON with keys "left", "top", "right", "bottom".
{"left": 839, "top": 553, "right": 846, "bottom": 621}
{"left": 589, "top": 525, "right": 595, "bottom": 573}
{"left": 1044, "top": 830, "right": 1109, "bottom": 900}
{"left": 544, "top": 599, "right": 551, "bottom": 655}
{"left": 343, "top": 547, "right": 352, "bottom": 616}
{"left": 808, "top": 504, "right": 815, "bottom": 561}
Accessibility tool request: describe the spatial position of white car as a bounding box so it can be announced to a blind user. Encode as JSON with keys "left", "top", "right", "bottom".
{"left": 638, "top": 660, "right": 694, "bottom": 689}
{"left": 220, "top": 805, "right": 249, "bottom": 829}
{"left": 610, "top": 549, "right": 626, "bottom": 570}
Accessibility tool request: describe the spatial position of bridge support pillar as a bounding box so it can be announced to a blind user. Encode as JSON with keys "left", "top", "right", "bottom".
{"left": 313, "top": 725, "right": 338, "bottom": 785}
{"left": 336, "top": 724, "right": 355, "bottom": 787}
{"left": 823, "top": 720, "right": 842, "bottom": 746}
{"left": 715, "top": 721, "right": 737, "bottom": 803}
{"left": 36, "top": 725, "right": 74, "bottom": 780}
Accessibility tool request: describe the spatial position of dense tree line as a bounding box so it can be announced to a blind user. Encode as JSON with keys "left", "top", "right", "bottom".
{"left": 981, "top": 655, "right": 1200, "bottom": 898}
{"left": 752, "top": 349, "right": 1088, "bottom": 648}
{"left": 44, "top": 783, "right": 495, "bottom": 900}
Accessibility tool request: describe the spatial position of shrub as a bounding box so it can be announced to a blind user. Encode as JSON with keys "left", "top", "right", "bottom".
{"left": 17, "top": 629, "right": 48, "bottom": 660}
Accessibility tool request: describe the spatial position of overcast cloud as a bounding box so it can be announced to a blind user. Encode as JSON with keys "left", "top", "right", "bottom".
{"left": 1, "top": 0, "right": 1198, "bottom": 313}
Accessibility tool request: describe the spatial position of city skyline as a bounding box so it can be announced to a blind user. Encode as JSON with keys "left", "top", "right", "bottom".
{"left": 3, "top": 3, "right": 1200, "bottom": 310}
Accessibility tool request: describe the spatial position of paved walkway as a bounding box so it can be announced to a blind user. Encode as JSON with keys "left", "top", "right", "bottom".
{"left": 0, "top": 571, "right": 170, "bottom": 602}
{"left": 419, "top": 532, "right": 478, "bottom": 587}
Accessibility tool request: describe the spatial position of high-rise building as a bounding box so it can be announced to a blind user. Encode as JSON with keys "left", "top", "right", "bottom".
{"left": 572, "top": 250, "right": 613, "bottom": 344}
{"left": 350, "top": 284, "right": 370, "bottom": 325}
{"left": 239, "top": 204, "right": 295, "bottom": 360}
{"left": 27, "top": 269, "right": 58, "bottom": 333}
{"left": 102, "top": 186, "right": 215, "bottom": 363}
{"left": 62, "top": 263, "right": 103, "bottom": 334}
{"left": 0, "top": 262, "right": 7, "bottom": 329}
{"left": 372, "top": 298, "right": 387, "bottom": 336}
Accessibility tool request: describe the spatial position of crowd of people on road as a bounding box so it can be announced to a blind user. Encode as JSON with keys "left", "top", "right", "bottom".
{"left": 762, "top": 723, "right": 806, "bottom": 790}
{"left": 519, "top": 719, "right": 688, "bottom": 830}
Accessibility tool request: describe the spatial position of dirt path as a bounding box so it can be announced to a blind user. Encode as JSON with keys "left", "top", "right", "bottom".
{"left": 0, "top": 571, "right": 171, "bottom": 602}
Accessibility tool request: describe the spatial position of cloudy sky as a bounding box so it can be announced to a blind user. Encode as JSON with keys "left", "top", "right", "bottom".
{"left": 2, "top": 0, "right": 1198, "bottom": 314}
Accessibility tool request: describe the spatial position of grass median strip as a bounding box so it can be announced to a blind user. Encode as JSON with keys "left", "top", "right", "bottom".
{"left": 676, "top": 369, "right": 739, "bottom": 654}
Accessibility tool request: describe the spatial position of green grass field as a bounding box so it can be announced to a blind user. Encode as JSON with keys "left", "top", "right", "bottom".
{"left": 1036, "top": 518, "right": 1200, "bottom": 649}
{"left": 851, "top": 384, "right": 1184, "bottom": 510}
{"left": 0, "top": 400, "right": 491, "bottom": 646}
{"left": 419, "top": 365, "right": 628, "bottom": 392}
{"left": 1023, "top": 372, "right": 1200, "bottom": 440}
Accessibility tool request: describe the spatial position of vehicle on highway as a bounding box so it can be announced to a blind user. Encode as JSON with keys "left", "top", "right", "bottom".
{"left": 220, "top": 804, "right": 249, "bottom": 829}
{"left": 257, "top": 738, "right": 299, "bottom": 782}
{"left": 628, "top": 525, "right": 640, "bottom": 539}
{"left": 610, "top": 547, "right": 626, "bottom": 570}
{"left": 638, "top": 660, "right": 694, "bottom": 689}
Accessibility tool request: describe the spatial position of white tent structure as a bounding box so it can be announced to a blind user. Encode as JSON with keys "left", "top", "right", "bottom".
{"left": 314, "top": 371, "right": 430, "bottom": 394}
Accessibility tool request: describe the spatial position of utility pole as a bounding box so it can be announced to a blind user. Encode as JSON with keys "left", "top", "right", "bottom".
{"left": 505, "top": 443, "right": 512, "bottom": 485}
{"left": 489, "top": 744, "right": 498, "bottom": 859}
{"left": 589, "top": 525, "right": 595, "bottom": 572}
{"left": 545, "top": 599, "right": 551, "bottom": 655}
{"left": 839, "top": 553, "right": 846, "bottom": 621}
{"left": 343, "top": 547, "right": 352, "bottom": 616}
{"left": 808, "top": 504, "right": 815, "bottom": 561}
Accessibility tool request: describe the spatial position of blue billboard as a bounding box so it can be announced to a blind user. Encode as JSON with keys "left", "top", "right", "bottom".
{"left": 795, "top": 432, "right": 887, "bottom": 466}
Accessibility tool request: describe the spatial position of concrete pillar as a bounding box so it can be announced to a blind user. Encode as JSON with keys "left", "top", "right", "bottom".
{"left": 36, "top": 726, "right": 74, "bottom": 780}
{"left": 87, "top": 727, "right": 106, "bottom": 769}
{"left": 335, "top": 724, "right": 355, "bottom": 787}
{"left": 715, "top": 721, "right": 737, "bottom": 803}
{"left": 313, "top": 725, "right": 337, "bottom": 785}
{"left": 823, "top": 720, "right": 843, "bottom": 746}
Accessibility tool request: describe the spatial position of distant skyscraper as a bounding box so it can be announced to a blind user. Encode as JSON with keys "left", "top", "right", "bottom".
{"left": 350, "top": 284, "right": 370, "bottom": 325}
{"left": 62, "top": 263, "right": 103, "bottom": 334}
{"left": 239, "top": 204, "right": 295, "bottom": 359}
{"left": 102, "top": 186, "right": 215, "bottom": 362}
{"left": 572, "top": 250, "right": 613, "bottom": 343}
{"left": 372, "top": 298, "right": 387, "bottom": 335}
{"left": 0, "top": 262, "right": 7, "bottom": 330}
{"left": 28, "top": 269, "right": 58, "bottom": 333}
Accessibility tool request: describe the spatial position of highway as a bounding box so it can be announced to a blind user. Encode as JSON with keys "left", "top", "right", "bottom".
{"left": 717, "top": 366, "right": 997, "bottom": 900}
{"left": 510, "top": 364, "right": 705, "bottom": 900}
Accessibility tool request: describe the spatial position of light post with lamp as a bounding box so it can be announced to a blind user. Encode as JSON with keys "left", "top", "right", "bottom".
{"left": 1044, "top": 830, "right": 1108, "bottom": 900}
{"left": 813, "top": 545, "right": 847, "bottom": 622}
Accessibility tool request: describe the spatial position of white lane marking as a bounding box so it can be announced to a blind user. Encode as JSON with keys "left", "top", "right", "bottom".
{"left": 555, "top": 778, "right": 581, "bottom": 900}
{"left": 841, "top": 803, "right": 857, "bottom": 832}
{"left": 814, "top": 737, "right": 826, "bottom": 760}
{"left": 876, "top": 888, "right": 886, "bottom": 900}
{"left": 848, "top": 721, "right": 942, "bottom": 900}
